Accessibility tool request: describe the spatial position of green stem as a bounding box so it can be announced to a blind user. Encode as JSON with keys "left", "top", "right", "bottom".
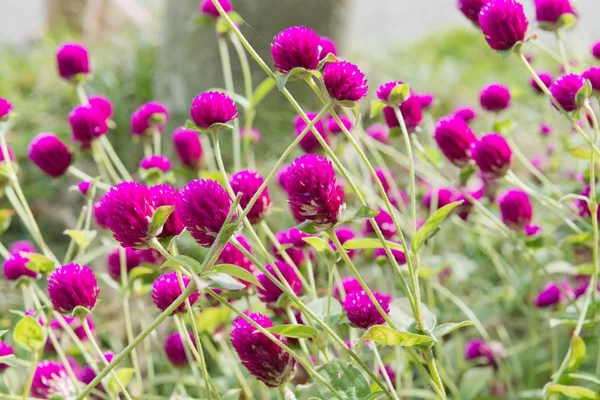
{"left": 173, "top": 315, "right": 210, "bottom": 397}
{"left": 392, "top": 107, "right": 417, "bottom": 236}
{"left": 555, "top": 29, "right": 570, "bottom": 73}
{"left": 371, "top": 342, "right": 400, "bottom": 400}
{"left": 63, "top": 206, "right": 87, "bottom": 264}
{"left": 67, "top": 166, "right": 111, "bottom": 190}
{"left": 217, "top": 37, "right": 241, "bottom": 172}
{"left": 99, "top": 136, "right": 133, "bottom": 181}
{"left": 21, "top": 352, "right": 38, "bottom": 400}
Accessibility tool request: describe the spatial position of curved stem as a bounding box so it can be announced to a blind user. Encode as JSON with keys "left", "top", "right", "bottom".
{"left": 217, "top": 37, "right": 241, "bottom": 172}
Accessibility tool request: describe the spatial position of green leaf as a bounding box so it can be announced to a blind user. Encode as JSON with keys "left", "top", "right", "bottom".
{"left": 108, "top": 368, "right": 135, "bottom": 394}
{"left": 147, "top": 205, "right": 174, "bottom": 238}
{"left": 567, "top": 372, "right": 600, "bottom": 386}
{"left": 315, "top": 360, "right": 371, "bottom": 400}
{"left": 276, "top": 67, "right": 310, "bottom": 91}
{"left": 412, "top": 201, "right": 463, "bottom": 253}
{"left": 432, "top": 321, "right": 474, "bottom": 339}
{"left": 250, "top": 77, "right": 276, "bottom": 109}
{"left": 357, "top": 325, "right": 435, "bottom": 351}
{"left": 184, "top": 120, "right": 203, "bottom": 133}
{"left": 576, "top": 80, "right": 592, "bottom": 106}
{"left": 13, "top": 316, "right": 44, "bottom": 351}
{"left": 369, "top": 100, "right": 387, "bottom": 119}
{"left": 161, "top": 255, "right": 203, "bottom": 272}
{"left": 315, "top": 53, "right": 339, "bottom": 71}
{"left": 546, "top": 385, "right": 599, "bottom": 400}
{"left": 267, "top": 324, "right": 318, "bottom": 339}
{"left": 63, "top": 229, "right": 96, "bottom": 250}
{"left": 566, "top": 334, "right": 586, "bottom": 372}
{"left": 388, "top": 84, "right": 410, "bottom": 105}
{"left": 570, "top": 147, "right": 592, "bottom": 160}
{"left": 459, "top": 165, "right": 477, "bottom": 187}
{"left": 25, "top": 253, "right": 56, "bottom": 274}
{"left": 354, "top": 206, "right": 380, "bottom": 219}
{"left": 212, "top": 264, "right": 262, "bottom": 288}
{"left": 127, "top": 266, "right": 157, "bottom": 283}
{"left": 342, "top": 238, "right": 404, "bottom": 251}
{"left": 304, "top": 297, "right": 343, "bottom": 329}
{"left": 218, "top": 223, "right": 239, "bottom": 244}
{"left": 297, "top": 220, "right": 318, "bottom": 234}
{"left": 207, "top": 272, "right": 246, "bottom": 291}
{"left": 196, "top": 306, "right": 231, "bottom": 334}
{"left": 459, "top": 367, "right": 494, "bottom": 400}
{"left": 0, "top": 208, "right": 14, "bottom": 234}
{"left": 0, "top": 354, "right": 16, "bottom": 368}
{"left": 365, "top": 391, "right": 385, "bottom": 400}
{"left": 0, "top": 329, "right": 7, "bottom": 338}
{"left": 303, "top": 237, "right": 333, "bottom": 254}
{"left": 492, "top": 119, "right": 513, "bottom": 134}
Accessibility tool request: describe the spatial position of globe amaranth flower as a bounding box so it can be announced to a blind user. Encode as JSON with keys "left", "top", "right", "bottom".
{"left": 329, "top": 227, "right": 357, "bottom": 259}
{"left": 93, "top": 200, "right": 108, "bottom": 229}
{"left": 218, "top": 234, "right": 255, "bottom": 287}
{"left": 323, "top": 61, "right": 368, "bottom": 102}
{"left": 534, "top": 0, "right": 576, "bottom": 30}
{"left": 480, "top": 83, "right": 511, "bottom": 112}
{"left": 9, "top": 240, "right": 36, "bottom": 255}
{"left": 456, "top": 188, "right": 484, "bottom": 220}
{"left": 241, "top": 127, "right": 262, "bottom": 143}
{"left": 0, "top": 342, "right": 14, "bottom": 372}
{"left": 273, "top": 228, "right": 314, "bottom": 267}
{"left": 373, "top": 168, "right": 396, "bottom": 193}
{"left": 257, "top": 261, "right": 303, "bottom": 304}
{"left": 465, "top": 339, "right": 505, "bottom": 367}
{"left": 294, "top": 113, "right": 330, "bottom": 153}
{"left": 230, "top": 170, "right": 271, "bottom": 224}
{"left": 276, "top": 164, "right": 290, "bottom": 189}
{"left": 366, "top": 123, "right": 389, "bottom": 144}
{"left": 535, "top": 281, "right": 574, "bottom": 307}
{"left": 106, "top": 247, "right": 141, "bottom": 281}
{"left": 178, "top": 179, "right": 234, "bottom": 247}
{"left": 150, "top": 184, "right": 184, "bottom": 238}
{"left": 583, "top": 67, "right": 600, "bottom": 94}
{"left": 383, "top": 96, "right": 423, "bottom": 131}
{"left": 131, "top": 101, "right": 169, "bottom": 136}
{"left": 497, "top": 189, "right": 532, "bottom": 231}
{"left": 164, "top": 330, "right": 196, "bottom": 366}
{"left": 530, "top": 71, "right": 553, "bottom": 94}
{"left": 377, "top": 81, "right": 404, "bottom": 103}
{"left": 138, "top": 248, "right": 165, "bottom": 266}
{"left": 284, "top": 154, "right": 345, "bottom": 231}
{"left": 549, "top": 73, "right": 588, "bottom": 112}
{"left": 3, "top": 253, "right": 37, "bottom": 280}
{"left": 458, "top": 0, "right": 488, "bottom": 26}
{"left": 28, "top": 133, "right": 72, "bottom": 178}
{"left": 100, "top": 182, "right": 156, "bottom": 248}
{"left": 344, "top": 290, "right": 391, "bottom": 329}
{"left": 31, "top": 361, "right": 76, "bottom": 398}
{"left": 364, "top": 209, "right": 397, "bottom": 239}
{"left": 69, "top": 104, "right": 108, "bottom": 149}
{"left": 434, "top": 115, "right": 477, "bottom": 167}
{"left": 0, "top": 98, "right": 13, "bottom": 121}
{"left": 423, "top": 187, "right": 458, "bottom": 210}
{"left": 79, "top": 353, "right": 114, "bottom": 399}
{"left": 140, "top": 155, "right": 172, "bottom": 172}
{"left": 48, "top": 263, "right": 99, "bottom": 314}
{"left": 472, "top": 133, "right": 513, "bottom": 178}
{"left": 328, "top": 115, "right": 352, "bottom": 134}
{"left": 593, "top": 42, "right": 600, "bottom": 60}
{"left": 417, "top": 92, "right": 435, "bottom": 109}
{"left": 373, "top": 245, "right": 406, "bottom": 265}
{"left": 88, "top": 95, "right": 113, "bottom": 120}
{"left": 271, "top": 26, "right": 320, "bottom": 74}
{"left": 190, "top": 91, "right": 238, "bottom": 129}
{"left": 540, "top": 123, "right": 552, "bottom": 136}
{"left": 479, "top": 0, "right": 528, "bottom": 51}
{"left": 172, "top": 128, "right": 203, "bottom": 169}
{"left": 319, "top": 36, "right": 338, "bottom": 58}
{"left": 453, "top": 106, "right": 477, "bottom": 123}
{"left": 151, "top": 272, "right": 199, "bottom": 314}
{"left": 200, "top": 0, "right": 232, "bottom": 17}
{"left": 56, "top": 43, "right": 90, "bottom": 81}
{"left": 333, "top": 276, "right": 362, "bottom": 301}
{"left": 231, "top": 312, "right": 296, "bottom": 387}
{"left": 78, "top": 181, "right": 91, "bottom": 197}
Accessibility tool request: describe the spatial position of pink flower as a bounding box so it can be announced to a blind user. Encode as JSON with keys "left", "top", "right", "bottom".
{"left": 130, "top": 101, "right": 169, "bottom": 136}
{"left": 0, "top": 98, "right": 13, "bottom": 121}
{"left": 272, "top": 228, "right": 314, "bottom": 267}
{"left": 48, "top": 263, "right": 99, "bottom": 314}
{"left": 106, "top": 247, "right": 141, "bottom": 281}
{"left": 434, "top": 115, "right": 477, "bottom": 167}
{"left": 344, "top": 290, "right": 391, "bottom": 329}
{"left": 323, "top": 61, "right": 368, "bottom": 102}
{"left": 328, "top": 227, "right": 357, "bottom": 259}
{"left": 366, "top": 123, "right": 389, "bottom": 144}
{"left": 479, "top": 0, "right": 528, "bottom": 51}
{"left": 88, "top": 95, "right": 113, "bottom": 120}
{"left": 530, "top": 71, "right": 553, "bottom": 94}
{"left": 497, "top": 189, "right": 532, "bottom": 231}
{"left": 190, "top": 91, "right": 238, "bottom": 129}
{"left": 3, "top": 253, "right": 37, "bottom": 281}
{"left": 257, "top": 262, "right": 303, "bottom": 304}
{"left": 150, "top": 184, "right": 184, "bottom": 238}
{"left": 383, "top": 96, "right": 423, "bottom": 130}
{"left": 200, "top": 0, "right": 232, "bottom": 17}
{"left": 319, "top": 36, "right": 338, "bottom": 58}
{"left": 583, "top": 67, "right": 600, "bottom": 93}
{"left": 534, "top": 0, "right": 576, "bottom": 29}
{"left": 151, "top": 272, "right": 199, "bottom": 314}
{"left": 592, "top": 41, "right": 600, "bottom": 60}
{"left": 9, "top": 240, "right": 36, "bottom": 255}
{"left": 373, "top": 245, "right": 406, "bottom": 265}
{"left": 453, "top": 106, "right": 477, "bottom": 123}
{"left": 549, "top": 73, "right": 587, "bottom": 112}
{"left": 328, "top": 115, "right": 352, "bottom": 134}
{"left": 458, "top": 0, "right": 489, "bottom": 26}
{"left": 56, "top": 43, "right": 90, "bottom": 81}
{"left": 172, "top": 128, "right": 203, "bottom": 169}
{"left": 479, "top": 83, "right": 511, "bottom": 112}
{"left": 535, "top": 281, "right": 573, "bottom": 307}
{"left": 241, "top": 127, "right": 262, "bottom": 143}
{"left": 28, "top": 133, "right": 72, "bottom": 178}
{"left": 0, "top": 342, "right": 14, "bottom": 372}
{"left": 423, "top": 187, "right": 458, "bottom": 210}
{"left": 31, "top": 361, "right": 75, "bottom": 398}
{"left": 69, "top": 105, "right": 108, "bottom": 149}
{"left": 472, "top": 133, "right": 512, "bottom": 178}
{"left": 78, "top": 181, "right": 91, "bottom": 196}
{"left": 218, "top": 234, "right": 255, "bottom": 287}
{"left": 271, "top": 26, "right": 320, "bottom": 74}
{"left": 364, "top": 209, "right": 397, "bottom": 239}
{"left": 539, "top": 123, "right": 552, "bottom": 136}
{"left": 333, "top": 277, "right": 362, "bottom": 301}
{"left": 373, "top": 168, "right": 396, "bottom": 193}
{"left": 465, "top": 339, "right": 504, "bottom": 366}
{"left": 230, "top": 170, "right": 271, "bottom": 224}
{"left": 164, "top": 331, "right": 195, "bottom": 366}
{"left": 294, "top": 112, "right": 329, "bottom": 153}
{"left": 140, "top": 155, "right": 172, "bottom": 172}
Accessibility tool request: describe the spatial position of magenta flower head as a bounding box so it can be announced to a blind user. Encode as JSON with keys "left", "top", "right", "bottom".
{"left": 48, "top": 263, "right": 99, "bottom": 314}
{"left": 480, "top": 84, "right": 511, "bottom": 112}
{"left": 344, "top": 290, "right": 391, "bottom": 329}
{"left": 200, "top": 0, "right": 232, "bottom": 17}
{"left": 479, "top": 0, "right": 528, "bottom": 51}
{"left": 9, "top": 240, "right": 36, "bottom": 255}
{"left": 549, "top": 74, "right": 588, "bottom": 112}
{"left": 272, "top": 228, "right": 313, "bottom": 267}
{"left": 78, "top": 181, "right": 91, "bottom": 197}
{"left": 294, "top": 113, "right": 329, "bottom": 153}
{"left": 593, "top": 42, "right": 600, "bottom": 60}
{"left": 319, "top": 36, "right": 338, "bottom": 58}
{"left": 328, "top": 115, "right": 352, "bottom": 134}
{"left": 56, "top": 43, "right": 90, "bottom": 81}
{"left": 150, "top": 184, "right": 184, "bottom": 238}
{"left": 218, "top": 234, "right": 255, "bottom": 286}
{"left": 333, "top": 277, "right": 362, "bottom": 301}
{"left": 284, "top": 154, "right": 345, "bottom": 231}
{"left": 329, "top": 227, "right": 357, "bottom": 259}
{"left": 151, "top": 272, "right": 199, "bottom": 314}
{"left": 464, "top": 339, "right": 505, "bottom": 366}
{"left": 164, "top": 331, "right": 195, "bottom": 366}
{"left": 230, "top": 170, "right": 271, "bottom": 224}
{"left": 423, "top": 187, "right": 457, "bottom": 210}
{"left": 530, "top": 71, "right": 553, "bottom": 94}
{"left": 178, "top": 179, "right": 234, "bottom": 247}
{"left": 534, "top": 0, "right": 576, "bottom": 30}
{"left": 472, "top": 133, "right": 513, "bottom": 178}
{"left": 231, "top": 312, "right": 296, "bottom": 387}
{"left": 583, "top": 67, "right": 600, "bottom": 94}
{"left": 31, "top": 361, "right": 75, "bottom": 398}
{"left": 0, "top": 342, "right": 14, "bottom": 372}
{"left": 456, "top": 188, "right": 483, "bottom": 220}
{"left": 241, "top": 127, "right": 262, "bottom": 143}
{"left": 28, "top": 133, "right": 72, "bottom": 178}
{"left": 100, "top": 182, "right": 155, "bottom": 248}
{"left": 453, "top": 106, "right": 477, "bottom": 123}
{"left": 190, "top": 91, "right": 238, "bottom": 130}
{"left": 93, "top": 200, "right": 108, "bottom": 229}
{"left": 364, "top": 209, "right": 397, "bottom": 239}
{"left": 377, "top": 81, "right": 404, "bottom": 104}
{"left": 107, "top": 247, "right": 141, "bottom": 281}
{"left": 417, "top": 92, "right": 435, "bottom": 109}
{"left": 383, "top": 96, "right": 423, "bottom": 130}
{"left": 458, "top": 0, "right": 488, "bottom": 25}
{"left": 323, "top": 61, "right": 368, "bottom": 103}
{"left": 497, "top": 189, "right": 532, "bottom": 231}
{"left": 434, "top": 115, "right": 477, "bottom": 167}
{"left": 131, "top": 101, "right": 169, "bottom": 136}
{"left": 271, "top": 26, "right": 320, "bottom": 74}
{"left": 257, "top": 261, "right": 303, "bottom": 304}
{"left": 140, "top": 155, "right": 172, "bottom": 172}
{"left": 3, "top": 253, "right": 37, "bottom": 281}
{"left": 69, "top": 105, "right": 108, "bottom": 149}
{"left": 0, "top": 98, "right": 13, "bottom": 121}
{"left": 535, "top": 281, "right": 573, "bottom": 307}
{"left": 373, "top": 168, "right": 396, "bottom": 193}
{"left": 373, "top": 246, "right": 406, "bottom": 265}
{"left": 88, "top": 95, "right": 113, "bottom": 120}
{"left": 540, "top": 123, "right": 552, "bottom": 136}
{"left": 172, "top": 128, "right": 203, "bottom": 169}
{"left": 366, "top": 123, "right": 390, "bottom": 144}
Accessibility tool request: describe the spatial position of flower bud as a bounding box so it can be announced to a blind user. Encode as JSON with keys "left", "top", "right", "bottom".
{"left": 56, "top": 43, "right": 90, "bottom": 81}
{"left": 151, "top": 272, "right": 199, "bottom": 314}
{"left": 530, "top": 71, "right": 553, "bottom": 94}
{"left": 458, "top": 0, "right": 488, "bottom": 25}
{"left": 539, "top": 123, "right": 552, "bottom": 136}
{"left": 593, "top": 41, "right": 600, "bottom": 60}
{"left": 164, "top": 330, "right": 195, "bottom": 366}
{"left": 190, "top": 91, "right": 238, "bottom": 129}
{"left": 271, "top": 26, "right": 320, "bottom": 74}
{"left": 140, "top": 155, "right": 172, "bottom": 172}
{"left": 478, "top": 0, "right": 528, "bottom": 51}
{"left": 497, "top": 189, "right": 532, "bottom": 231}
{"left": 230, "top": 170, "right": 271, "bottom": 224}
{"left": 549, "top": 73, "right": 587, "bottom": 112}
{"left": 534, "top": 0, "right": 576, "bottom": 30}
{"left": 28, "top": 133, "right": 72, "bottom": 178}
{"left": 257, "top": 261, "right": 303, "bottom": 304}
{"left": 465, "top": 339, "right": 504, "bottom": 366}
{"left": 479, "top": 83, "right": 511, "bottom": 112}
{"left": 88, "top": 95, "right": 113, "bottom": 120}
{"left": 434, "top": 116, "right": 477, "bottom": 167}
{"left": 48, "top": 263, "right": 99, "bottom": 314}
{"left": 472, "top": 133, "right": 513, "bottom": 178}
{"left": 131, "top": 102, "right": 169, "bottom": 136}
{"left": 582, "top": 67, "right": 600, "bottom": 94}
{"left": 319, "top": 36, "right": 338, "bottom": 58}
{"left": 344, "top": 290, "right": 391, "bottom": 329}
{"left": 453, "top": 106, "right": 477, "bottom": 123}
{"left": 323, "top": 61, "right": 368, "bottom": 102}
{"left": 535, "top": 281, "right": 573, "bottom": 307}
{"left": 69, "top": 105, "right": 108, "bottom": 149}
{"left": 172, "top": 128, "right": 203, "bottom": 169}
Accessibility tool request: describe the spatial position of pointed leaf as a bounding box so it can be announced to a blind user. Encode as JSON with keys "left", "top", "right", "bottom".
{"left": 297, "top": 220, "right": 318, "bottom": 234}
{"left": 570, "top": 147, "right": 592, "bottom": 160}
{"left": 315, "top": 360, "right": 371, "bottom": 400}
{"left": 160, "top": 255, "right": 202, "bottom": 272}
{"left": 576, "top": 80, "right": 592, "bottom": 106}
{"left": 459, "top": 165, "right": 477, "bottom": 187}
{"left": 108, "top": 368, "right": 135, "bottom": 394}
{"left": 148, "top": 205, "right": 174, "bottom": 238}
{"left": 13, "top": 316, "right": 44, "bottom": 351}
{"left": 303, "top": 237, "right": 333, "bottom": 254}
{"left": 412, "top": 201, "right": 463, "bottom": 253}
{"left": 546, "top": 385, "right": 599, "bottom": 400}
{"left": 342, "top": 238, "right": 404, "bottom": 251}
{"left": 208, "top": 272, "right": 246, "bottom": 291}
{"left": 267, "top": 324, "right": 318, "bottom": 339}
{"left": 369, "top": 100, "right": 387, "bottom": 119}
{"left": 388, "top": 84, "right": 410, "bottom": 105}
{"left": 357, "top": 325, "right": 435, "bottom": 351}
{"left": 0, "top": 209, "right": 14, "bottom": 234}
{"left": 567, "top": 372, "right": 600, "bottom": 386}
{"left": 24, "top": 253, "right": 56, "bottom": 274}
{"left": 212, "top": 263, "right": 262, "bottom": 288}
{"left": 566, "top": 334, "right": 586, "bottom": 372}
{"left": 432, "top": 321, "right": 474, "bottom": 339}
{"left": 64, "top": 229, "right": 96, "bottom": 250}
{"left": 354, "top": 206, "right": 380, "bottom": 219}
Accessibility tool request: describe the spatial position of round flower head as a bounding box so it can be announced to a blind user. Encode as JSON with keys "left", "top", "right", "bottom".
{"left": 497, "top": 189, "right": 532, "bottom": 231}
{"left": 366, "top": 123, "right": 389, "bottom": 144}
{"left": 540, "top": 123, "right": 552, "bottom": 136}
{"left": 107, "top": 247, "right": 141, "bottom": 281}
{"left": 453, "top": 106, "right": 477, "bottom": 123}
{"left": 434, "top": 115, "right": 477, "bottom": 167}
{"left": 534, "top": 0, "right": 576, "bottom": 29}
{"left": 241, "top": 127, "right": 262, "bottom": 143}
{"left": 583, "top": 67, "right": 600, "bottom": 94}
{"left": 0, "top": 342, "right": 14, "bottom": 372}
{"left": 272, "top": 228, "right": 313, "bottom": 267}
{"left": 593, "top": 42, "right": 600, "bottom": 60}
{"left": 364, "top": 209, "right": 397, "bottom": 239}
{"left": 271, "top": 26, "right": 320, "bottom": 74}
{"left": 284, "top": 154, "right": 345, "bottom": 231}
{"left": 230, "top": 170, "right": 271, "bottom": 224}
{"left": 458, "top": 0, "right": 488, "bottom": 25}
{"left": 276, "top": 164, "right": 290, "bottom": 189}
{"left": 535, "top": 281, "right": 573, "bottom": 307}
{"left": 319, "top": 36, "right": 338, "bottom": 58}
{"left": 78, "top": 181, "right": 91, "bottom": 197}
{"left": 329, "top": 227, "right": 357, "bottom": 259}
{"left": 3, "top": 253, "right": 37, "bottom": 281}
{"left": 333, "top": 277, "right": 362, "bottom": 301}
{"left": 323, "top": 61, "right": 368, "bottom": 102}
{"left": 48, "top": 263, "right": 99, "bottom": 314}
{"left": 28, "top": 133, "right": 72, "bottom": 178}
{"left": 69, "top": 105, "right": 108, "bottom": 149}
{"left": 93, "top": 200, "right": 108, "bottom": 228}
{"left": 100, "top": 182, "right": 156, "bottom": 248}
{"left": 525, "top": 224, "right": 542, "bottom": 237}
{"left": 344, "top": 290, "right": 391, "bottom": 329}
{"left": 151, "top": 272, "right": 199, "bottom": 314}
{"left": 257, "top": 262, "right": 303, "bottom": 304}
{"left": 549, "top": 73, "right": 588, "bottom": 112}
{"left": 56, "top": 43, "right": 90, "bottom": 81}
{"left": 190, "top": 91, "right": 238, "bottom": 129}
{"left": 0, "top": 98, "right": 13, "bottom": 121}
{"left": 530, "top": 71, "right": 553, "bottom": 94}
{"left": 218, "top": 234, "right": 255, "bottom": 286}
{"left": 164, "top": 331, "right": 196, "bottom": 366}
{"left": 149, "top": 184, "right": 184, "bottom": 238}
{"left": 377, "top": 81, "right": 404, "bottom": 103}
{"left": 328, "top": 115, "right": 352, "bottom": 134}
{"left": 417, "top": 92, "right": 435, "bottom": 109}
{"left": 138, "top": 248, "right": 165, "bottom": 266}
{"left": 373, "top": 246, "right": 406, "bottom": 265}
{"left": 231, "top": 312, "right": 296, "bottom": 387}
{"left": 478, "top": 0, "right": 528, "bottom": 51}
{"left": 130, "top": 101, "right": 169, "bottom": 136}
{"left": 9, "top": 240, "right": 36, "bottom": 255}
{"left": 200, "top": 0, "right": 232, "bottom": 17}
{"left": 373, "top": 168, "right": 396, "bottom": 193}
{"left": 383, "top": 96, "right": 423, "bottom": 130}
{"left": 423, "top": 187, "right": 457, "bottom": 210}
{"left": 31, "top": 361, "right": 75, "bottom": 398}
{"left": 177, "top": 179, "right": 234, "bottom": 247}
{"left": 294, "top": 113, "right": 329, "bottom": 153}
{"left": 140, "top": 155, "right": 172, "bottom": 172}
{"left": 472, "top": 133, "right": 513, "bottom": 178}
{"left": 172, "top": 128, "right": 203, "bottom": 169}
{"left": 479, "top": 84, "right": 511, "bottom": 112}
{"left": 88, "top": 95, "right": 113, "bottom": 120}
{"left": 464, "top": 339, "right": 505, "bottom": 366}
{"left": 456, "top": 188, "right": 484, "bottom": 220}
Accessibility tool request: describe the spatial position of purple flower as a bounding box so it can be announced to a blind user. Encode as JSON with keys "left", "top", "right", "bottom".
{"left": 534, "top": 0, "right": 576, "bottom": 28}
{"left": 56, "top": 43, "right": 90, "bottom": 81}
{"left": 540, "top": 123, "right": 552, "bottom": 136}
{"left": 333, "top": 277, "right": 362, "bottom": 301}
{"left": 48, "top": 263, "right": 99, "bottom": 314}
{"left": 271, "top": 26, "right": 320, "bottom": 74}
{"left": 100, "top": 182, "right": 155, "bottom": 248}
{"left": 328, "top": 115, "right": 352, "bottom": 134}
{"left": 140, "top": 155, "right": 172, "bottom": 172}
{"left": 230, "top": 170, "right": 271, "bottom": 224}
{"left": 257, "top": 261, "right": 303, "bottom": 304}
{"left": 453, "top": 106, "right": 477, "bottom": 123}
{"left": 164, "top": 331, "right": 196, "bottom": 366}
{"left": 417, "top": 92, "right": 435, "bottom": 109}
{"left": 241, "top": 127, "right": 262, "bottom": 143}
{"left": 9, "top": 240, "right": 36, "bottom": 255}
{"left": 383, "top": 96, "right": 423, "bottom": 130}
{"left": 366, "top": 123, "right": 389, "bottom": 144}
{"left": 550, "top": 74, "right": 588, "bottom": 112}
{"left": 3, "top": 253, "right": 37, "bottom": 281}
{"left": 479, "top": 0, "right": 528, "bottom": 51}
{"left": 28, "top": 133, "right": 72, "bottom": 178}
{"left": 530, "top": 71, "right": 553, "bottom": 94}
{"left": 379, "top": 365, "right": 397, "bottom": 388}
{"left": 31, "top": 361, "right": 75, "bottom": 398}
{"left": 364, "top": 209, "right": 397, "bottom": 239}
{"left": 178, "top": 179, "right": 234, "bottom": 247}
{"left": 231, "top": 312, "right": 296, "bottom": 387}
{"left": 480, "top": 83, "right": 511, "bottom": 112}
{"left": 434, "top": 115, "right": 477, "bottom": 167}
{"left": 284, "top": 154, "right": 345, "bottom": 231}
{"left": 88, "top": 95, "right": 112, "bottom": 120}
{"left": 329, "top": 227, "right": 357, "bottom": 259}
{"left": 151, "top": 272, "right": 199, "bottom": 314}
{"left": 319, "top": 36, "right": 338, "bottom": 58}
{"left": 69, "top": 105, "right": 108, "bottom": 149}
{"left": 107, "top": 247, "right": 141, "bottom": 281}
{"left": 150, "top": 184, "right": 184, "bottom": 238}
{"left": 78, "top": 181, "right": 91, "bottom": 196}
{"left": 423, "top": 187, "right": 457, "bottom": 210}
{"left": 535, "top": 281, "right": 573, "bottom": 307}
{"left": 576, "top": 185, "right": 593, "bottom": 219}
{"left": 93, "top": 200, "right": 108, "bottom": 229}
{"left": 323, "top": 61, "right": 368, "bottom": 102}
{"left": 344, "top": 290, "right": 391, "bottom": 329}
{"left": 456, "top": 188, "right": 484, "bottom": 220}
{"left": 138, "top": 248, "right": 165, "bottom": 266}
{"left": 525, "top": 224, "right": 542, "bottom": 236}
{"left": 465, "top": 339, "right": 504, "bottom": 366}
{"left": 0, "top": 146, "right": 14, "bottom": 163}
{"left": 272, "top": 228, "right": 313, "bottom": 267}
{"left": 276, "top": 164, "right": 290, "bottom": 189}
{"left": 0, "top": 342, "right": 14, "bottom": 372}
{"left": 593, "top": 41, "right": 600, "bottom": 60}
{"left": 218, "top": 234, "right": 255, "bottom": 287}
{"left": 0, "top": 98, "right": 13, "bottom": 121}
{"left": 472, "top": 133, "right": 513, "bottom": 178}
{"left": 190, "top": 91, "right": 238, "bottom": 129}
{"left": 294, "top": 113, "right": 329, "bottom": 153}
{"left": 131, "top": 102, "right": 169, "bottom": 136}
{"left": 373, "top": 245, "right": 406, "bottom": 265}
{"left": 200, "top": 0, "right": 232, "bottom": 17}
{"left": 497, "top": 189, "right": 532, "bottom": 231}
{"left": 79, "top": 353, "right": 113, "bottom": 398}
{"left": 373, "top": 168, "right": 396, "bottom": 193}
{"left": 172, "top": 128, "right": 203, "bottom": 169}
{"left": 377, "top": 81, "right": 403, "bottom": 103}
{"left": 583, "top": 67, "right": 600, "bottom": 94}
{"left": 458, "top": 0, "right": 488, "bottom": 25}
